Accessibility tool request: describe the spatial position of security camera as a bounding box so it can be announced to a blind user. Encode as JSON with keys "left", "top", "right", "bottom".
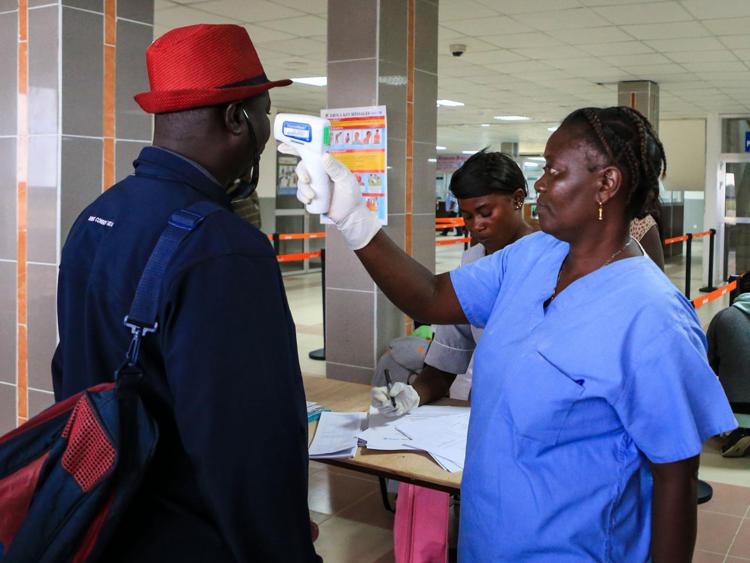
{"left": 450, "top": 44, "right": 466, "bottom": 57}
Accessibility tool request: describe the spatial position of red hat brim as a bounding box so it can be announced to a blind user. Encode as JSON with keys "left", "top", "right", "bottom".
{"left": 134, "top": 78, "right": 293, "bottom": 114}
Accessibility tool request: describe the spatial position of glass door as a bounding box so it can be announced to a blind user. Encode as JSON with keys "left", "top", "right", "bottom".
{"left": 720, "top": 158, "right": 750, "bottom": 278}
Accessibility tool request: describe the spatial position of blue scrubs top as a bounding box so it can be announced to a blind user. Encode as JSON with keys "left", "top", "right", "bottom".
{"left": 450, "top": 232, "right": 736, "bottom": 562}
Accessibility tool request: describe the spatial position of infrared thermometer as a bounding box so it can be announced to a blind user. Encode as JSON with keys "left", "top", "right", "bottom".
{"left": 274, "top": 113, "right": 332, "bottom": 214}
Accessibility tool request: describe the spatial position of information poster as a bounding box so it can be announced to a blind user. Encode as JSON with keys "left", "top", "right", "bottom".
{"left": 321, "top": 106, "right": 388, "bottom": 225}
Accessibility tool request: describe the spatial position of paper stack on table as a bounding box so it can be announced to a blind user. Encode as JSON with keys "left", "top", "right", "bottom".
{"left": 309, "top": 411, "right": 367, "bottom": 459}
{"left": 306, "top": 401, "right": 327, "bottom": 422}
{"left": 357, "top": 405, "right": 470, "bottom": 472}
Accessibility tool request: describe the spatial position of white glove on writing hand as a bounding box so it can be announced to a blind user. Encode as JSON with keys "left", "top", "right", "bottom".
{"left": 371, "top": 382, "right": 420, "bottom": 417}
{"left": 278, "top": 143, "right": 381, "bottom": 250}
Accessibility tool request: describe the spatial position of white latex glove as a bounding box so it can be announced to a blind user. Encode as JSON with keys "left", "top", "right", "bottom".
{"left": 278, "top": 143, "right": 381, "bottom": 250}
{"left": 371, "top": 382, "right": 420, "bottom": 417}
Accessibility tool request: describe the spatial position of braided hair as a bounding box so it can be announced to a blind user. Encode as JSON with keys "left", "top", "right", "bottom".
{"left": 450, "top": 148, "right": 527, "bottom": 199}
{"left": 560, "top": 106, "right": 666, "bottom": 224}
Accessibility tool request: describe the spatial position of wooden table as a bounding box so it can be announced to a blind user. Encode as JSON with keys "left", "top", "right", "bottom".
{"left": 304, "top": 376, "right": 465, "bottom": 494}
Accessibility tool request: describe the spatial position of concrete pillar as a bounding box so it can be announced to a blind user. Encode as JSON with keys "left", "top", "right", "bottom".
{"left": 325, "top": 0, "right": 438, "bottom": 383}
{"left": 0, "top": 1, "right": 153, "bottom": 432}
{"left": 618, "top": 80, "right": 659, "bottom": 132}
{"left": 500, "top": 142, "right": 519, "bottom": 158}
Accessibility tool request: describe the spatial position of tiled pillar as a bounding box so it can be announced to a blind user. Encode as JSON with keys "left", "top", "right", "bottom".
{"left": 0, "top": 0, "right": 153, "bottom": 433}
{"left": 617, "top": 80, "right": 659, "bottom": 133}
{"left": 325, "top": 0, "right": 438, "bottom": 383}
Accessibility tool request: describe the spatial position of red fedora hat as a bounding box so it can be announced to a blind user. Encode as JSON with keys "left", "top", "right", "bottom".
{"left": 134, "top": 24, "right": 292, "bottom": 114}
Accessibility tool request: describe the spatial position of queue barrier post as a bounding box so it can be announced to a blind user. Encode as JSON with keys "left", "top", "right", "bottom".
{"left": 699, "top": 228, "right": 718, "bottom": 293}
{"left": 728, "top": 274, "right": 741, "bottom": 305}
{"left": 309, "top": 247, "right": 326, "bottom": 361}
{"left": 684, "top": 233, "right": 693, "bottom": 299}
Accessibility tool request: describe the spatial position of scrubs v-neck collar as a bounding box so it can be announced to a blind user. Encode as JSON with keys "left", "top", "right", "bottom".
{"left": 541, "top": 241, "right": 650, "bottom": 317}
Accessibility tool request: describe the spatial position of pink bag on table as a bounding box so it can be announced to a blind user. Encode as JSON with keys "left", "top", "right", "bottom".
{"left": 394, "top": 483, "right": 450, "bottom": 563}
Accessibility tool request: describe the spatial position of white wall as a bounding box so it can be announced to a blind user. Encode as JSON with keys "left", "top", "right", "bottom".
{"left": 659, "top": 119, "right": 706, "bottom": 191}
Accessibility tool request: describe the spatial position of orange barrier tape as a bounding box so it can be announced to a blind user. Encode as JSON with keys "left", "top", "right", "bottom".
{"left": 664, "top": 234, "right": 689, "bottom": 245}
{"left": 279, "top": 232, "right": 326, "bottom": 241}
{"left": 436, "top": 237, "right": 472, "bottom": 246}
{"left": 692, "top": 281, "right": 737, "bottom": 309}
{"left": 277, "top": 251, "right": 322, "bottom": 263}
{"left": 692, "top": 230, "right": 713, "bottom": 239}
{"left": 435, "top": 218, "right": 465, "bottom": 226}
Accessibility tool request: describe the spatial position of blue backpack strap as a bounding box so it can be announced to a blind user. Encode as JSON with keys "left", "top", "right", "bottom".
{"left": 122, "top": 200, "right": 223, "bottom": 367}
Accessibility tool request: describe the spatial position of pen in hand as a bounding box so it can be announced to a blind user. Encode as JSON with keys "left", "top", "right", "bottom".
{"left": 383, "top": 369, "right": 397, "bottom": 408}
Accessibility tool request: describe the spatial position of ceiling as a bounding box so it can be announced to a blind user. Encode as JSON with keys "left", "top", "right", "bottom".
{"left": 154, "top": 0, "right": 750, "bottom": 153}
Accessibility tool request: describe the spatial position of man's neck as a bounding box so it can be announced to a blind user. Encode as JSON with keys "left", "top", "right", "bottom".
{"left": 152, "top": 141, "right": 230, "bottom": 188}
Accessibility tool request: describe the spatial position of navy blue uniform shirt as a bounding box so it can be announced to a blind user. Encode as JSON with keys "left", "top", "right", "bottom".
{"left": 52, "top": 147, "right": 320, "bottom": 563}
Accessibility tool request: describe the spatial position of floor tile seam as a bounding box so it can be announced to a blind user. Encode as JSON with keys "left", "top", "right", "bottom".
{"left": 310, "top": 511, "right": 334, "bottom": 526}
{"left": 701, "top": 508, "right": 750, "bottom": 519}
{"left": 725, "top": 513, "right": 747, "bottom": 559}
{"left": 327, "top": 489, "right": 381, "bottom": 520}
{"left": 328, "top": 468, "right": 381, "bottom": 485}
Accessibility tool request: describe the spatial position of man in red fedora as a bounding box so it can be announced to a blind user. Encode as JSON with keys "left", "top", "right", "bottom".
{"left": 52, "top": 24, "right": 320, "bottom": 562}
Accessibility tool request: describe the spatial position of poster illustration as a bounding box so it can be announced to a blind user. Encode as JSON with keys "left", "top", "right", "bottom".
{"left": 321, "top": 105, "right": 388, "bottom": 225}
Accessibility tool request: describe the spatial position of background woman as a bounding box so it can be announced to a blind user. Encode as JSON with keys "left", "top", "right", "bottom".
{"left": 372, "top": 149, "right": 534, "bottom": 413}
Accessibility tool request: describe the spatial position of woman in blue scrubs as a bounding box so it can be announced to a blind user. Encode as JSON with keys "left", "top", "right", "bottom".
{"left": 287, "top": 106, "right": 736, "bottom": 561}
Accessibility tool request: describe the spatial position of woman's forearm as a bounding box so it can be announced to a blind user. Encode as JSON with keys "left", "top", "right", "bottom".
{"left": 354, "top": 230, "right": 467, "bottom": 325}
{"left": 649, "top": 456, "right": 699, "bottom": 562}
{"left": 411, "top": 364, "right": 457, "bottom": 405}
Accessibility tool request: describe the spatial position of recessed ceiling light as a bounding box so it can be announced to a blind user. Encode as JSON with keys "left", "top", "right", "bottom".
{"left": 527, "top": 157, "right": 546, "bottom": 161}
{"left": 480, "top": 123, "right": 490, "bottom": 127}
{"left": 494, "top": 115, "right": 530, "bottom": 121}
{"left": 462, "top": 150, "right": 477, "bottom": 155}
{"left": 436, "top": 146, "right": 447, "bottom": 150}
{"left": 291, "top": 76, "right": 327, "bottom": 86}
{"left": 437, "top": 99, "right": 465, "bottom": 107}
{"left": 547, "top": 126, "right": 558, "bottom": 132}
{"left": 428, "top": 158, "right": 437, "bottom": 163}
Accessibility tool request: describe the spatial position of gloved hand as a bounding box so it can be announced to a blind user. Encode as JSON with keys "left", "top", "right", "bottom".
{"left": 278, "top": 143, "right": 381, "bottom": 250}
{"left": 371, "top": 382, "right": 420, "bottom": 417}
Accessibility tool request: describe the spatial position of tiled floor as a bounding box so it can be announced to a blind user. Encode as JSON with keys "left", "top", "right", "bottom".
{"left": 284, "top": 241, "right": 746, "bottom": 563}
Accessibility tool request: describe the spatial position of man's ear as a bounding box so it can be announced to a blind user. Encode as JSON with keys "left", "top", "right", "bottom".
{"left": 224, "top": 102, "right": 245, "bottom": 136}
{"left": 597, "top": 165, "right": 622, "bottom": 206}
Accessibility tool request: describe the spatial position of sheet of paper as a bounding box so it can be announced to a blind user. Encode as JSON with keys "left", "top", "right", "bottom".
{"left": 309, "top": 411, "right": 366, "bottom": 459}
{"left": 358, "top": 405, "right": 470, "bottom": 472}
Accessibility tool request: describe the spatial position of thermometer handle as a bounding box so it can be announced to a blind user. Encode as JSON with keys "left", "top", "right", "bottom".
{"left": 297, "top": 146, "right": 332, "bottom": 215}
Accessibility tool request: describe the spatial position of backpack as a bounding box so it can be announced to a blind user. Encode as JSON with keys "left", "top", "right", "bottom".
{"left": 0, "top": 201, "right": 221, "bottom": 562}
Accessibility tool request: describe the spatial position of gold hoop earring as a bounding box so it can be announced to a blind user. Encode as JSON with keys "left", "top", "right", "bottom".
{"left": 597, "top": 202, "right": 604, "bottom": 221}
